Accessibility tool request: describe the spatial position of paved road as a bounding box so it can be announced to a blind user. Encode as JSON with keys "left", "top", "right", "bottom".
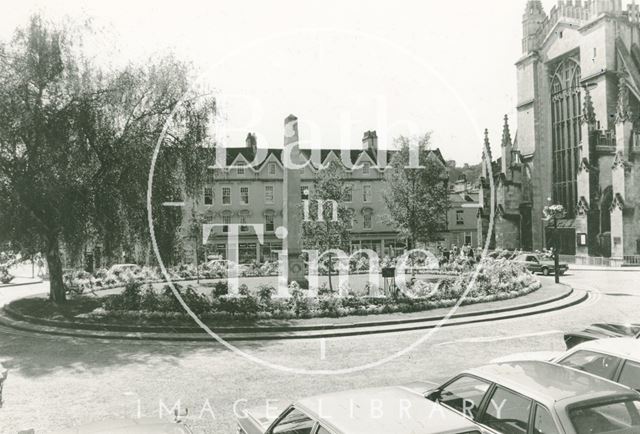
{"left": 0, "top": 270, "right": 637, "bottom": 433}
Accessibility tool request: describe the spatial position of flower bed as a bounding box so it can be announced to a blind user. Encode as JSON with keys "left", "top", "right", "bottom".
{"left": 10, "top": 258, "right": 541, "bottom": 327}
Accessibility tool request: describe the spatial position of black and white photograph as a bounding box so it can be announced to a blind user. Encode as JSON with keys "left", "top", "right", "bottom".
{"left": 1, "top": 0, "right": 640, "bottom": 433}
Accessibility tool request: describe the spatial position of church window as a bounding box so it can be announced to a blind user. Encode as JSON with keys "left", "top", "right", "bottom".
{"left": 551, "top": 58, "right": 581, "bottom": 218}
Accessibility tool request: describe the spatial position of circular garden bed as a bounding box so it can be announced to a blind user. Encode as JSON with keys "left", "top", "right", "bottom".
{"left": 4, "top": 258, "right": 541, "bottom": 330}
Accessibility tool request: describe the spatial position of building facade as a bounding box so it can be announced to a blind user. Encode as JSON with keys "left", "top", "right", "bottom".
{"left": 480, "top": 0, "right": 640, "bottom": 264}
{"left": 186, "top": 119, "right": 449, "bottom": 264}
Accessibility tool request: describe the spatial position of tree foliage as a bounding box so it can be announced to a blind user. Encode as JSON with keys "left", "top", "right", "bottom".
{"left": 0, "top": 16, "right": 215, "bottom": 302}
{"left": 301, "top": 160, "right": 352, "bottom": 290}
{"left": 383, "top": 134, "right": 449, "bottom": 249}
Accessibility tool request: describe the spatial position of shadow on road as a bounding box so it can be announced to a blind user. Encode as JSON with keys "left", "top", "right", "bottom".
{"left": 0, "top": 329, "right": 271, "bottom": 379}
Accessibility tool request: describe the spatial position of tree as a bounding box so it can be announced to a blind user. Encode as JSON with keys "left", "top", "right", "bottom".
{"left": 301, "top": 160, "right": 352, "bottom": 292}
{"left": 383, "top": 134, "right": 449, "bottom": 250}
{"left": 0, "top": 16, "right": 215, "bottom": 302}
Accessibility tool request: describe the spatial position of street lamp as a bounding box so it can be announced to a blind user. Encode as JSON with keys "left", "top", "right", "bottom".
{"left": 543, "top": 203, "right": 566, "bottom": 284}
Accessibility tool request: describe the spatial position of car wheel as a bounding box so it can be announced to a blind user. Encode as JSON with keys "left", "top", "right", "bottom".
{"left": 542, "top": 267, "right": 550, "bottom": 276}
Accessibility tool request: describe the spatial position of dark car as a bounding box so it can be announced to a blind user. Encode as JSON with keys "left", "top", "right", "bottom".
{"left": 514, "top": 254, "right": 569, "bottom": 276}
{"left": 564, "top": 323, "right": 640, "bottom": 349}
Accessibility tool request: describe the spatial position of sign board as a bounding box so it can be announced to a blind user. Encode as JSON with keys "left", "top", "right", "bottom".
{"left": 577, "top": 233, "right": 587, "bottom": 247}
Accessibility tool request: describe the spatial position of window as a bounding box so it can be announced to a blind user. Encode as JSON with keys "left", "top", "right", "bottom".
{"left": 236, "top": 161, "right": 246, "bottom": 175}
{"left": 206, "top": 168, "right": 215, "bottom": 183}
{"left": 265, "top": 185, "right": 274, "bottom": 204}
{"left": 619, "top": 361, "right": 640, "bottom": 391}
{"left": 558, "top": 350, "right": 622, "bottom": 381}
{"left": 481, "top": 386, "right": 532, "bottom": 434}
{"left": 204, "top": 187, "right": 214, "bottom": 205}
{"left": 222, "top": 215, "right": 231, "bottom": 233}
{"left": 465, "top": 235, "right": 472, "bottom": 245}
{"left": 240, "top": 186, "right": 249, "bottom": 205}
{"left": 362, "top": 162, "right": 370, "bottom": 174}
{"left": 240, "top": 215, "right": 248, "bottom": 232}
{"left": 315, "top": 426, "right": 332, "bottom": 434}
{"left": 363, "top": 214, "right": 372, "bottom": 230}
{"left": 343, "top": 184, "right": 353, "bottom": 202}
{"left": 456, "top": 210, "right": 464, "bottom": 225}
{"left": 265, "top": 215, "right": 274, "bottom": 232}
{"left": 301, "top": 186, "right": 309, "bottom": 200}
{"left": 534, "top": 405, "right": 560, "bottom": 434}
{"left": 363, "top": 185, "right": 372, "bottom": 203}
{"left": 222, "top": 187, "right": 231, "bottom": 205}
{"left": 550, "top": 58, "right": 581, "bottom": 217}
{"left": 436, "top": 376, "right": 491, "bottom": 419}
{"left": 270, "top": 408, "right": 315, "bottom": 434}
{"left": 346, "top": 210, "right": 354, "bottom": 229}
{"left": 570, "top": 400, "right": 640, "bottom": 434}
{"left": 268, "top": 163, "right": 276, "bottom": 175}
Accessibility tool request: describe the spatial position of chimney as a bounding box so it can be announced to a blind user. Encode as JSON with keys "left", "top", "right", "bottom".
{"left": 284, "top": 114, "right": 299, "bottom": 148}
{"left": 362, "top": 130, "right": 384, "bottom": 168}
{"left": 245, "top": 132, "right": 257, "bottom": 154}
{"left": 362, "top": 130, "right": 378, "bottom": 151}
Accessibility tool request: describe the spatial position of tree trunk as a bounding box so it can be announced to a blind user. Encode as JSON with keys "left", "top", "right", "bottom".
{"left": 45, "top": 235, "right": 66, "bottom": 303}
{"left": 327, "top": 253, "right": 334, "bottom": 293}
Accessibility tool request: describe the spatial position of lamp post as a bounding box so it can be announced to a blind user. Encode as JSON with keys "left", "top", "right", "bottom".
{"left": 543, "top": 203, "right": 566, "bottom": 284}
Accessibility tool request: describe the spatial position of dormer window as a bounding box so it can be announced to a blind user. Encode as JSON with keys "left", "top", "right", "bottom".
{"left": 268, "top": 163, "right": 276, "bottom": 175}
{"left": 362, "top": 162, "right": 370, "bottom": 175}
{"left": 237, "top": 161, "right": 246, "bottom": 175}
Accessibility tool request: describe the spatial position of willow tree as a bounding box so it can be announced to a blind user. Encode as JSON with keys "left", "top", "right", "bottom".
{"left": 0, "top": 16, "right": 215, "bottom": 302}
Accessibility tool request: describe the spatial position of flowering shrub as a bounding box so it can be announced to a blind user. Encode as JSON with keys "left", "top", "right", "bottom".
{"left": 0, "top": 251, "right": 18, "bottom": 284}
{"left": 90, "top": 256, "right": 539, "bottom": 323}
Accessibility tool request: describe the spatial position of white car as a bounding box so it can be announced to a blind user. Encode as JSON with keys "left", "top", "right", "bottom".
{"left": 50, "top": 417, "right": 192, "bottom": 433}
{"left": 108, "top": 263, "right": 140, "bottom": 274}
{"left": 492, "top": 337, "right": 640, "bottom": 391}
{"left": 237, "top": 385, "right": 487, "bottom": 434}
{"left": 425, "top": 361, "right": 640, "bottom": 434}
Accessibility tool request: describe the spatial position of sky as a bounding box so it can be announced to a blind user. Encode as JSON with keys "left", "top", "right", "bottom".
{"left": 0, "top": 0, "right": 560, "bottom": 165}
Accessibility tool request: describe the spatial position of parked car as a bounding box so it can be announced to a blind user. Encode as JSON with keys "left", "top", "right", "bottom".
{"left": 492, "top": 338, "right": 640, "bottom": 392}
{"left": 206, "top": 259, "right": 250, "bottom": 275}
{"left": 424, "top": 361, "right": 640, "bottom": 434}
{"left": 513, "top": 253, "right": 568, "bottom": 276}
{"left": 108, "top": 263, "right": 141, "bottom": 275}
{"left": 564, "top": 323, "right": 640, "bottom": 349}
{"left": 50, "top": 417, "right": 192, "bottom": 433}
{"left": 237, "top": 385, "right": 486, "bottom": 434}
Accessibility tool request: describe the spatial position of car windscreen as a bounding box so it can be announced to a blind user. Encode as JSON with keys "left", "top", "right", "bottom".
{"left": 569, "top": 399, "right": 640, "bottom": 434}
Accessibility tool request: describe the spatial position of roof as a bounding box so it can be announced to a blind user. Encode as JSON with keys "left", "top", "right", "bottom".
{"left": 570, "top": 338, "right": 640, "bottom": 362}
{"left": 466, "top": 361, "right": 632, "bottom": 405}
{"left": 297, "top": 386, "right": 479, "bottom": 434}
{"left": 213, "top": 144, "right": 448, "bottom": 171}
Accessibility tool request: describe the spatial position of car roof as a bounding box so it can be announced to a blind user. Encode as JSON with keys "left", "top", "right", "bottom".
{"left": 570, "top": 337, "right": 640, "bottom": 362}
{"left": 465, "top": 361, "right": 634, "bottom": 406}
{"left": 51, "top": 418, "right": 190, "bottom": 433}
{"left": 297, "top": 386, "right": 480, "bottom": 434}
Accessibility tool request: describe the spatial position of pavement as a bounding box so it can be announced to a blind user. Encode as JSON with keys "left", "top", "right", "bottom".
{"left": 568, "top": 264, "right": 640, "bottom": 272}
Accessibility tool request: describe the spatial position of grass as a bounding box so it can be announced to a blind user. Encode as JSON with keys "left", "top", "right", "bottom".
{"left": 8, "top": 297, "right": 103, "bottom": 321}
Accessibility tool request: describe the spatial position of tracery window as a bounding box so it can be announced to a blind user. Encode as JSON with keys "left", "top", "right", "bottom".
{"left": 551, "top": 58, "right": 581, "bottom": 217}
